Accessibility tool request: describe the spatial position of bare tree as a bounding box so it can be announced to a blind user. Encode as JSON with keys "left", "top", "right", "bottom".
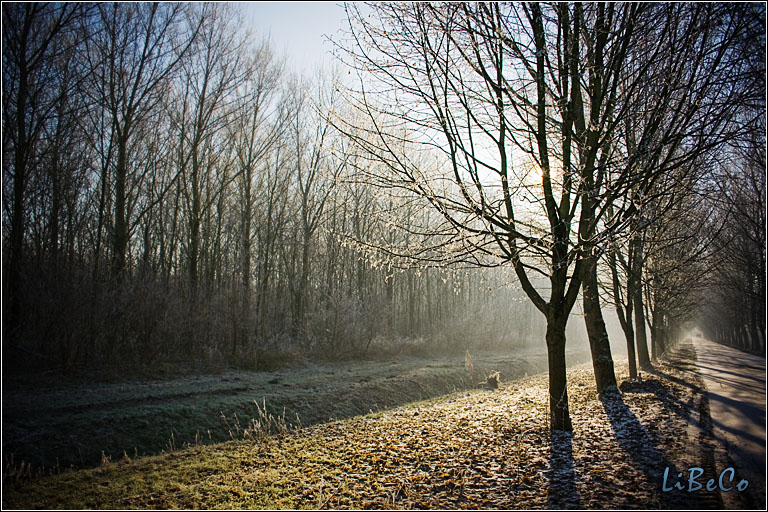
{"left": 703, "top": 142, "right": 766, "bottom": 351}
{"left": 604, "top": 2, "right": 765, "bottom": 369}
{"left": 339, "top": 2, "right": 761, "bottom": 430}
{"left": 2, "top": 2, "right": 90, "bottom": 340}
{"left": 227, "top": 36, "right": 286, "bottom": 351}
{"left": 287, "top": 76, "right": 345, "bottom": 340}
{"left": 166, "top": 4, "right": 247, "bottom": 293}
{"left": 85, "top": 3, "right": 201, "bottom": 278}
{"left": 338, "top": 2, "right": 655, "bottom": 430}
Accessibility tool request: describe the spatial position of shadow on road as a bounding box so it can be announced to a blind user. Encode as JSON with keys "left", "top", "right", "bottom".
{"left": 599, "top": 385, "right": 721, "bottom": 509}
{"left": 692, "top": 337, "right": 766, "bottom": 509}
{"left": 692, "top": 364, "right": 764, "bottom": 386}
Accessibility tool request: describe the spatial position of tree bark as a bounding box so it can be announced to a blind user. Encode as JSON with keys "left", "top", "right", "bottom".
{"left": 546, "top": 313, "right": 572, "bottom": 432}
{"left": 6, "top": 13, "right": 32, "bottom": 339}
{"left": 293, "top": 225, "right": 311, "bottom": 337}
{"left": 650, "top": 305, "right": 665, "bottom": 360}
{"left": 631, "top": 236, "right": 652, "bottom": 370}
{"left": 582, "top": 257, "right": 618, "bottom": 393}
{"left": 610, "top": 246, "right": 637, "bottom": 380}
{"left": 112, "top": 136, "right": 129, "bottom": 279}
{"left": 7, "top": 85, "right": 27, "bottom": 338}
{"left": 188, "top": 158, "right": 201, "bottom": 294}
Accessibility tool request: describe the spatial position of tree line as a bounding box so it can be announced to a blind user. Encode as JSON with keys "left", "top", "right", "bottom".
{"left": 337, "top": 2, "right": 764, "bottom": 430}
{"left": 3, "top": 3, "right": 545, "bottom": 373}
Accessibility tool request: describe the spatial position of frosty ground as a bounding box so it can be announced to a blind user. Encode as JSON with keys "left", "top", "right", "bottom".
{"left": 3, "top": 340, "right": 731, "bottom": 509}
{"left": 3, "top": 346, "right": 590, "bottom": 472}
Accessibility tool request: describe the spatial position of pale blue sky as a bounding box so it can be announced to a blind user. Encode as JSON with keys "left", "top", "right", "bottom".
{"left": 242, "top": 2, "right": 351, "bottom": 73}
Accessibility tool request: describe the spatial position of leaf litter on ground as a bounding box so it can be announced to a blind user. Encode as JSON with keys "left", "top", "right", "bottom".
{"left": 3, "top": 340, "right": 720, "bottom": 510}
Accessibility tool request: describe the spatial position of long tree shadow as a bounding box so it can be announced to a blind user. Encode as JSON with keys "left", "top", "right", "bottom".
{"left": 600, "top": 389, "right": 672, "bottom": 467}
{"left": 547, "top": 429, "right": 580, "bottom": 509}
{"left": 600, "top": 387, "right": 720, "bottom": 509}
{"left": 688, "top": 364, "right": 765, "bottom": 386}
{"left": 627, "top": 371, "right": 711, "bottom": 433}
{"left": 655, "top": 363, "right": 767, "bottom": 445}
{"left": 648, "top": 366, "right": 701, "bottom": 392}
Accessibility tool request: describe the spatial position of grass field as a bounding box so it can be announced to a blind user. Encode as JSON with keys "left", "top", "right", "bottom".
{"left": 2, "top": 346, "right": 591, "bottom": 475}
{"left": 3, "top": 343, "right": 722, "bottom": 510}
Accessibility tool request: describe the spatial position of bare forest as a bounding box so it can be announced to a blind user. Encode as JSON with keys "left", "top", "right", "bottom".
{"left": 2, "top": 3, "right": 766, "bottom": 509}
{"left": 3, "top": 3, "right": 571, "bottom": 373}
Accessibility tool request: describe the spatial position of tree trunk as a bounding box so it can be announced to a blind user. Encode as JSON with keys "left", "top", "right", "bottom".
{"left": 650, "top": 306, "right": 664, "bottom": 360}
{"left": 624, "top": 321, "right": 638, "bottom": 380}
{"left": 49, "top": 150, "right": 61, "bottom": 269}
{"left": 633, "top": 295, "right": 651, "bottom": 369}
{"left": 294, "top": 226, "right": 311, "bottom": 338}
{"left": 546, "top": 314, "right": 572, "bottom": 432}
{"left": 237, "top": 174, "right": 253, "bottom": 356}
{"left": 582, "top": 256, "right": 618, "bottom": 393}
{"left": 7, "top": 49, "right": 30, "bottom": 339}
{"left": 610, "top": 246, "right": 637, "bottom": 380}
{"left": 112, "top": 136, "right": 129, "bottom": 279}
{"left": 189, "top": 165, "right": 201, "bottom": 295}
{"left": 630, "top": 236, "right": 651, "bottom": 371}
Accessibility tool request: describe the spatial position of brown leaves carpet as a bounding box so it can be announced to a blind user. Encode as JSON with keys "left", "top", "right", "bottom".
{"left": 4, "top": 346, "right": 722, "bottom": 510}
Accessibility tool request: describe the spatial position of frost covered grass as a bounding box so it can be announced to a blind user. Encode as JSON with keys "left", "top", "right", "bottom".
{"left": 3, "top": 342, "right": 720, "bottom": 510}
{"left": 2, "top": 346, "right": 590, "bottom": 475}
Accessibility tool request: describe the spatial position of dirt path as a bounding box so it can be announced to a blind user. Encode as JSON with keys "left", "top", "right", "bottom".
{"left": 693, "top": 337, "right": 766, "bottom": 509}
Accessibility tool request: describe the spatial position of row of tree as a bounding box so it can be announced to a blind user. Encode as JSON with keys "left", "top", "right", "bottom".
{"left": 3, "top": 3, "right": 764, "bottom": 432}
{"left": 338, "top": 2, "right": 765, "bottom": 430}
{"left": 700, "top": 138, "right": 766, "bottom": 353}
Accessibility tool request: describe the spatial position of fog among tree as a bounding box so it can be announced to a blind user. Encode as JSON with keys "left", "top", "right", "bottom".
{"left": 2, "top": 1, "right": 764, "bottom": 438}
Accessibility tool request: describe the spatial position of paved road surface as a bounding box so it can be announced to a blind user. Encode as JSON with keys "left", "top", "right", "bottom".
{"left": 693, "top": 337, "right": 766, "bottom": 509}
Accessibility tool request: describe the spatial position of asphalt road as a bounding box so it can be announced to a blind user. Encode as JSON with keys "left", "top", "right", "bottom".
{"left": 693, "top": 336, "right": 766, "bottom": 509}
